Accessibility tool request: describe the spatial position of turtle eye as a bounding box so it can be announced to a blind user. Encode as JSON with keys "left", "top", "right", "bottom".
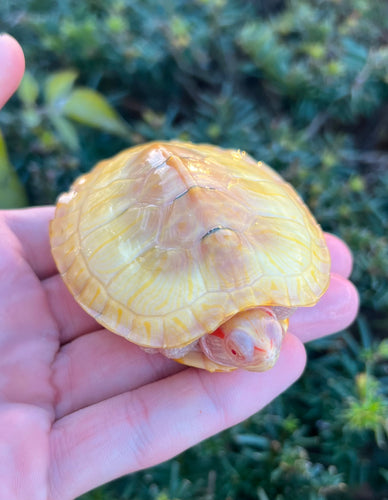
{"left": 225, "top": 330, "right": 255, "bottom": 363}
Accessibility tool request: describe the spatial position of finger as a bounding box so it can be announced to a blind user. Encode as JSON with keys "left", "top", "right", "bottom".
{"left": 0, "top": 405, "right": 52, "bottom": 499}
{"left": 0, "top": 34, "right": 25, "bottom": 109}
{"left": 49, "top": 333, "right": 306, "bottom": 499}
{"left": 289, "top": 273, "right": 359, "bottom": 343}
{"left": 53, "top": 329, "right": 184, "bottom": 418}
{"left": 324, "top": 233, "right": 353, "bottom": 278}
{"left": 0, "top": 219, "right": 60, "bottom": 405}
{"left": 4, "top": 206, "right": 57, "bottom": 279}
{"left": 43, "top": 273, "right": 99, "bottom": 343}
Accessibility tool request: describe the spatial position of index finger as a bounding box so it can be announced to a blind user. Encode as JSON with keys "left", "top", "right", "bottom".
{"left": 2, "top": 206, "right": 57, "bottom": 279}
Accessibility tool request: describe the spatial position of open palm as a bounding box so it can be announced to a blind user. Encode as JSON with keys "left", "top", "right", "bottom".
{"left": 0, "top": 35, "right": 359, "bottom": 500}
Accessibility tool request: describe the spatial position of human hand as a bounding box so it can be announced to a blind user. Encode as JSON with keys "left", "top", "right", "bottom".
{"left": 0, "top": 34, "right": 359, "bottom": 500}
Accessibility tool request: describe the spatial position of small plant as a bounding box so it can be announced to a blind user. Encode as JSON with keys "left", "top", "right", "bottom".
{"left": 17, "top": 68, "right": 130, "bottom": 151}
{"left": 343, "top": 372, "right": 388, "bottom": 447}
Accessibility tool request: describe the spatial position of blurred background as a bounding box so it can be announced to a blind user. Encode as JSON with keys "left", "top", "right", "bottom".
{"left": 1, "top": 1, "right": 387, "bottom": 499}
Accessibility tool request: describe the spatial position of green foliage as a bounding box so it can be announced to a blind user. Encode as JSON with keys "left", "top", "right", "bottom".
{"left": 1, "top": 0, "right": 387, "bottom": 498}
{"left": 0, "top": 130, "right": 28, "bottom": 208}
{"left": 343, "top": 373, "right": 387, "bottom": 446}
{"left": 15, "top": 69, "right": 130, "bottom": 152}
{"left": 61, "top": 87, "right": 130, "bottom": 137}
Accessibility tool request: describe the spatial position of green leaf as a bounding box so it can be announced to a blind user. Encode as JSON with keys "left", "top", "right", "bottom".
{"left": 50, "top": 114, "right": 80, "bottom": 151}
{"left": 0, "top": 130, "right": 28, "bottom": 208}
{"left": 377, "top": 339, "right": 388, "bottom": 359}
{"left": 17, "top": 71, "right": 39, "bottom": 106}
{"left": 22, "top": 108, "right": 41, "bottom": 128}
{"left": 63, "top": 87, "right": 130, "bottom": 137}
{"left": 44, "top": 70, "right": 78, "bottom": 106}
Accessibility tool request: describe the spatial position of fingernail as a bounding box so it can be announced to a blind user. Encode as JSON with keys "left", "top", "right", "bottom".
{"left": 0, "top": 33, "right": 16, "bottom": 42}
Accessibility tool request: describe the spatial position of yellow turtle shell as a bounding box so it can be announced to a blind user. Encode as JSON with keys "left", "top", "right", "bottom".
{"left": 50, "top": 141, "right": 330, "bottom": 370}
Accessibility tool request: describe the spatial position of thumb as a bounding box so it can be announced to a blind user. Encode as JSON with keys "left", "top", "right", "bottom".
{"left": 0, "top": 34, "right": 25, "bottom": 109}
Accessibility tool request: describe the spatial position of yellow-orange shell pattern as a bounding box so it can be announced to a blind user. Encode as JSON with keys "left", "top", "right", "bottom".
{"left": 50, "top": 141, "right": 330, "bottom": 350}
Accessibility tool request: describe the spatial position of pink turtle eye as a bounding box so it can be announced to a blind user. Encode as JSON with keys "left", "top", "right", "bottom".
{"left": 225, "top": 330, "right": 255, "bottom": 362}
{"left": 227, "top": 342, "right": 243, "bottom": 360}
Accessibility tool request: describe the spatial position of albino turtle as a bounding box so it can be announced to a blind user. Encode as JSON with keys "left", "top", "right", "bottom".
{"left": 50, "top": 141, "right": 330, "bottom": 372}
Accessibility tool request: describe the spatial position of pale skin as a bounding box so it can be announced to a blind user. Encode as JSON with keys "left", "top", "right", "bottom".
{"left": 0, "top": 34, "right": 360, "bottom": 500}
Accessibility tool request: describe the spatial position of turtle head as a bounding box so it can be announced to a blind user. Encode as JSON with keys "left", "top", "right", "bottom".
{"left": 199, "top": 307, "right": 288, "bottom": 371}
